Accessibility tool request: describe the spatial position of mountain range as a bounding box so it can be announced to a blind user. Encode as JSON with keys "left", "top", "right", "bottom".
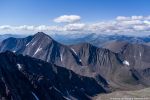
{"left": 0, "top": 32, "right": 150, "bottom": 100}
{"left": 0, "top": 34, "right": 26, "bottom": 42}
{"left": 51, "top": 33, "right": 150, "bottom": 47}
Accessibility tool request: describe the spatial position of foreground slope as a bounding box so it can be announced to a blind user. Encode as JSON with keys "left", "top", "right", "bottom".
{"left": 0, "top": 51, "right": 106, "bottom": 100}
{"left": 94, "top": 87, "right": 150, "bottom": 100}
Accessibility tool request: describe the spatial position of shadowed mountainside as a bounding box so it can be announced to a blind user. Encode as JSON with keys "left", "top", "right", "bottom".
{"left": 0, "top": 51, "right": 106, "bottom": 100}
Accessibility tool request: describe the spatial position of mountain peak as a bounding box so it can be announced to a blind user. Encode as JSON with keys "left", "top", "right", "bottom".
{"left": 34, "top": 32, "right": 50, "bottom": 37}
{"left": 33, "top": 32, "right": 54, "bottom": 42}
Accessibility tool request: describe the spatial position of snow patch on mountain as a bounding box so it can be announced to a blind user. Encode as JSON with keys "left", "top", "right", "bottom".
{"left": 140, "top": 52, "right": 142, "bottom": 57}
{"left": 33, "top": 47, "right": 42, "bottom": 56}
{"left": 17, "top": 64, "right": 22, "bottom": 70}
{"left": 71, "top": 48, "right": 77, "bottom": 55}
{"left": 123, "top": 60, "right": 130, "bottom": 66}
{"left": 79, "top": 59, "right": 82, "bottom": 62}
{"left": 26, "top": 42, "right": 30, "bottom": 46}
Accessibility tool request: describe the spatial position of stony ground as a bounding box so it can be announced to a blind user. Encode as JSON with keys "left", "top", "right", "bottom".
{"left": 93, "top": 88, "right": 150, "bottom": 100}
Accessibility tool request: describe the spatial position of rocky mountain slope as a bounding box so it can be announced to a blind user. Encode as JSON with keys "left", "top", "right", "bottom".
{"left": 0, "top": 32, "right": 82, "bottom": 71}
{"left": 0, "top": 32, "right": 150, "bottom": 92}
{"left": 0, "top": 51, "right": 106, "bottom": 100}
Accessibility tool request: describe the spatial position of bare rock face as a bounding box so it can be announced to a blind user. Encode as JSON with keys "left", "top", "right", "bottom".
{"left": 0, "top": 32, "right": 82, "bottom": 71}
{"left": 70, "top": 43, "right": 143, "bottom": 91}
{"left": 118, "top": 43, "right": 150, "bottom": 86}
{"left": 102, "top": 40, "right": 129, "bottom": 53}
{"left": 0, "top": 51, "right": 106, "bottom": 100}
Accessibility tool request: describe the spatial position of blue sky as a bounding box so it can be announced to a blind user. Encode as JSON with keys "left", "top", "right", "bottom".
{"left": 0, "top": 0, "right": 150, "bottom": 25}
{"left": 0, "top": 0, "right": 150, "bottom": 35}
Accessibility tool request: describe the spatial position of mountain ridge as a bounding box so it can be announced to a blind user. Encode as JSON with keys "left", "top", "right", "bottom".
{"left": 0, "top": 32, "right": 150, "bottom": 92}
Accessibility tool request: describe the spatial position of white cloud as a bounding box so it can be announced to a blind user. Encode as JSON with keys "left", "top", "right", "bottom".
{"left": 116, "top": 16, "right": 130, "bottom": 21}
{"left": 116, "top": 16, "right": 144, "bottom": 21}
{"left": 54, "top": 15, "right": 81, "bottom": 23}
{"left": 1, "top": 15, "right": 150, "bottom": 35}
{"left": 131, "top": 16, "right": 143, "bottom": 20}
{"left": 0, "top": 25, "right": 12, "bottom": 30}
{"left": 64, "top": 23, "right": 85, "bottom": 31}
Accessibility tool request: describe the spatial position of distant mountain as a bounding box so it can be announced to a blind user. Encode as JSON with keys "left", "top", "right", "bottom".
{"left": 51, "top": 33, "right": 150, "bottom": 47}
{"left": 0, "top": 32, "right": 150, "bottom": 92}
{"left": 0, "top": 51, "right": 106, "bottom": 100}
{"left": 89, "top": 34, "right": 150, "bottom": 47}
{"left": 0, "top": 34, "right": 25, "bottom": 42}
{"left": 51, "top": 33, "right": 97, "bottom": 45}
